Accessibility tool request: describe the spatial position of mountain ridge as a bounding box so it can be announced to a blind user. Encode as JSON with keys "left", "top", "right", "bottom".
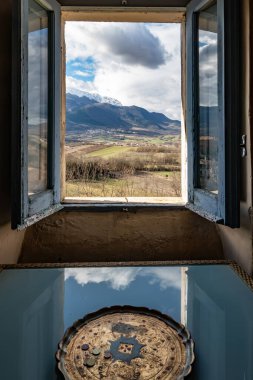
{"left": 66, "top": 93, "right": 181, "bottom": 136}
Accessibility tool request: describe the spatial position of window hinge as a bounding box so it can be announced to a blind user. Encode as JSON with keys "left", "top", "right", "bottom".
{"left": 240, "top": 135, "right": 247, "bottom": 158}
{"left": 248, "top": 207, "right": 253, "bottom": 226}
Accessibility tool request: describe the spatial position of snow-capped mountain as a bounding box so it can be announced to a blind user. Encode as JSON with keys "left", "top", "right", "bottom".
{"left": 68, "top": 91, "right": 122, "bottom": 107}
{"left": 66, "top": 93, "right": 181, "bottom": 136}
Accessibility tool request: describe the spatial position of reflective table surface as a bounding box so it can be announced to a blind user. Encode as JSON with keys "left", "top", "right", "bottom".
{"left": 0, "top": 264, "right": 252, "bottom": 380}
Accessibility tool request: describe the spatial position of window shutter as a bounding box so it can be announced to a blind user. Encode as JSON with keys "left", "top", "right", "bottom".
{"left": 12, "top": 0, "right": 62, "bottom": 229}
{"left": 185, "top": 0, "right": 240, "bottom": 228}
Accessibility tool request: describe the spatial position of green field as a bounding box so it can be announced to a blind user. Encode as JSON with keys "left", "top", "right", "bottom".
{"left": 85, "top": 145, "right": 132, "bottom": 158}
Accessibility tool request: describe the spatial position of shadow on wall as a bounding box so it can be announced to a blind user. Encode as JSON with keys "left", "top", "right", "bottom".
{"left": 0, "top": 0, "right": 12, "bottom": 226}
{"left": 0, "top": 1, "right": 25, "bottom": 263}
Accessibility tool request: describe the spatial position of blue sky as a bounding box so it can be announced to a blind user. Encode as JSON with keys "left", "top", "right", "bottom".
{"left": 64, "top": 266, "right": 182, "bottom": 328}
{"left": 66, "top": 56, "right": 96, "bottom": 82}
{"left": 65, "top": 22, "right": 182, "bottom": 120}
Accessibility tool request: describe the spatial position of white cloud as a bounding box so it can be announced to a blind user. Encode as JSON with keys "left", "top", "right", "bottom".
{"left": 65, "top": 267, "right": 141, "bottom": 290}
{"left": 65, "top": 22, "right": 182, "bottom": 120}
{"left": 199, "top": 30, "right": 218, "bottom": 106}
{"left": 28, "top": 29, "right": 48, "bottom": 123}
{"left": 71, "top": 61, "right": 82, "bottom": 67}
{"left": 141, "top": 267, "right": 181, "bottom": 290}
{"left": 65, "top": 267, "right": 181, "bottom": 291}
{"left": 66, "top": 75, "right": 96, "bottom": 96}
{"left": 74, "top": 70, "right": 93, "bottom": 78}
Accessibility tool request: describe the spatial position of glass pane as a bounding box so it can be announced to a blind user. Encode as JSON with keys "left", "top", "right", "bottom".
{"left": 1, "top": 265, "right": 253, "bottom": 379}
{"left": 197, "top": 3, "right": 218, "bottom": 193}
{"left": 28, "top": 0, "right": 49, "bottom": 195}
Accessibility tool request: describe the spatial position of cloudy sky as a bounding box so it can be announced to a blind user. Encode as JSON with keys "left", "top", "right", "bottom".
{"left": 199, "top": 29, "right": 218, "bottom": 107}
{"left": 65, "top": 267, "right": 182, "bottom": 291}
{"left": 65, "top": 22, "right": 182, "bottom": 120}
{"left": 64, "top": 267, "right": 182, "bottom": 327}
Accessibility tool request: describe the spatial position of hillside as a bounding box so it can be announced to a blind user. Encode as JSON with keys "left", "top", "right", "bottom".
{"left": 66, "top": 93, "right": 181, "bottom": 137}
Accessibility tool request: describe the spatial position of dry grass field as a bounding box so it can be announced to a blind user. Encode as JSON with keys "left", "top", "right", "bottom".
{"left": 65, "top": 139, "right": 181, "bottom": 198}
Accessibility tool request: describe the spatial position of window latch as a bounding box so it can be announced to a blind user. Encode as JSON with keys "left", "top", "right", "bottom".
{"left": 240, "top": 135, "right": 247, "bottom": 158}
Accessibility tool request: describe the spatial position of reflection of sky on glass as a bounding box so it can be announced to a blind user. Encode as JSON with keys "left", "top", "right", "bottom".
{"left": 2, "top": 266, "right": 253, "bottom": 379}
{"left": 199, "top": 41, "right": 207, "bottom": 47}
{"left": 28, "top": 3, "right": 48, "bottom": 194}
{"left": 199, "top": 29, "right": 218, "bottom": 107}
{"left": 197, "top": 4, "right": 219, "bottom": 192}
{"left": 28, "top": 28, "right": 48, "bottom": 125}
{"left": 64, "top": 267, "right": 181, "bottom": 329}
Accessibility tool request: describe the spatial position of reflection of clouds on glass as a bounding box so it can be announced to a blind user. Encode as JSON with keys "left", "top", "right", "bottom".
{"left": 141, "top": 268, "right": 181, "bottom": 289}
{"left": 199, "top": 30, "right": 217, "bottom": 46}
{"left": 199, "top": 30, "right": 218, "bottom": 107}
{"left": 28, "top": 2, "right": 48, "bottom": 194}
{"left": 65, "top": 267, "right": 181, "bottom": 291}
{"left": 28, "top": 28, "right": 48, "bottom": 124}
{"left": 198, "top": 3, "right": 219, "bottom": 192}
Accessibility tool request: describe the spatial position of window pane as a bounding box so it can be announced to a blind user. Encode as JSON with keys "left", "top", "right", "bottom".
{"left": 28, "top": 0, "right": 48, "bottom": 195}
{"left": 197, "top": 3, "right": 218, "bottom": 193}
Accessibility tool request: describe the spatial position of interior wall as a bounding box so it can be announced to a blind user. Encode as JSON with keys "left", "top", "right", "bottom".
{"left": 20, "top": 208, "right": 223, "bottom": 263}
{"left": 217, "top": 0, "right": 252, "bottom": 274}
{"left": 0, "top": 1, "right": 25, "bottom": 264}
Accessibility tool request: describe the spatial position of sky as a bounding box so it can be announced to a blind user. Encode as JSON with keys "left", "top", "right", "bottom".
{"left": 28, "top": 22, "right": 48, "bottom": 125}
{"left": 199, "top": 28, "right": 218, "bottom": 107}
{"left": 65, "top": 266, "right": 182, "bottom": 291}
{"left": 65, "top": 22, "right": 182, "bottom": 120}
{"left": 64, "top": 267, "right": 182, "bottom": 327}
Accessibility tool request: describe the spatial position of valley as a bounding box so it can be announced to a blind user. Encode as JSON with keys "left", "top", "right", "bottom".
{"left": 65, "top": 93, "right": 181, "bottom": 198}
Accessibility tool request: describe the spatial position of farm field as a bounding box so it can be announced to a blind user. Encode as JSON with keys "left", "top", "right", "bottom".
{"left": 65, "top": 136, "right": 181, "bottom": 198}
{"left": 66, "top": 171, "right": 181, "bottom": 198}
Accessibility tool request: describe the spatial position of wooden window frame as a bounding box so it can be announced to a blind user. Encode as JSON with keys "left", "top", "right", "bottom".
{"left": 12, "top": 0, "right": 62, "bottom": 229}
{"left": 185, "top": 0, "right": 241, "bottom": 227}
{"left": 60, "top": 8, "right": 187, "bottom": 207}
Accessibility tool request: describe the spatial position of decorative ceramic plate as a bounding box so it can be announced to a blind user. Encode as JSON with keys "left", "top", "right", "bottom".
{"left": 56, "top": 306, "right": 194, "bottom": 379}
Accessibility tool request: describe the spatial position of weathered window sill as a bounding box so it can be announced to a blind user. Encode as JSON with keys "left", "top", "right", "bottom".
{"left": 62, "top": 197, "right": 185, "bottom": 211}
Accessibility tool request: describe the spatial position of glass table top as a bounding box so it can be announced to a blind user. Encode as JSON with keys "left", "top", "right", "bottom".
{"left": 0, "top": 264, "right": 252, "bottom": 380}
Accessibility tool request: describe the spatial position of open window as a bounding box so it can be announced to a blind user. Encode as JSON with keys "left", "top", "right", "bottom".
{"left": 62, "top": 14, "right": 183, "bottom": 204}
{"left": 12, "top": 0, "right": 241, "bottom": 229}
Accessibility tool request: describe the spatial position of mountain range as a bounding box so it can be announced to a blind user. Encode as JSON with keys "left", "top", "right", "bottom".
{"left": 66, "top": 93, "right": 181, "bottom": 136}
